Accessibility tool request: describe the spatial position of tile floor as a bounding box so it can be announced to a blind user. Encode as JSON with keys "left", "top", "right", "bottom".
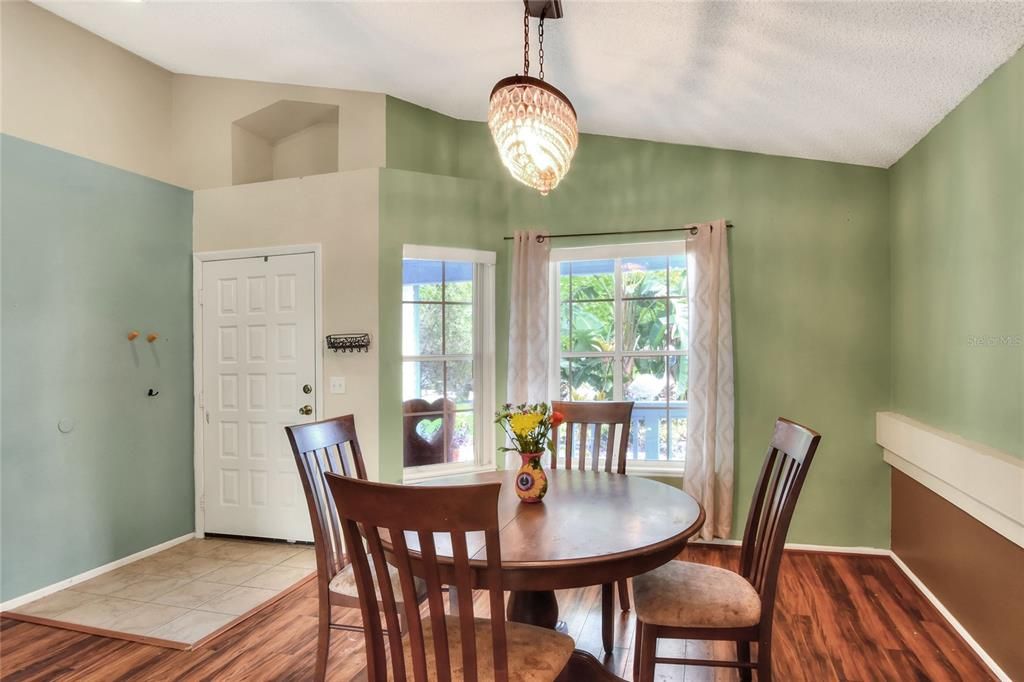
{"left": 7, "top": 537, "right": 315, "bottom": 647}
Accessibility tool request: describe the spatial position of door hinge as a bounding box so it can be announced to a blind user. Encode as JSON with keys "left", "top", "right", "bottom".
{"left": 199, "top": 494, "right": 206, "bottom": 512}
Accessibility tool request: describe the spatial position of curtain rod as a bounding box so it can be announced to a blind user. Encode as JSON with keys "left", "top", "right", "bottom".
{"left": 502, "top": 222, "right": 734, "bottom": 242}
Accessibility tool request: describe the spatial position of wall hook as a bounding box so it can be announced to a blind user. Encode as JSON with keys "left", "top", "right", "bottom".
{"left": 147, "top": 333, "right": 159, "bottom": 343}
{"left": 127, "top": 331, "right": 140, "bottom": 341}
{"left": 147, "top": 389, "right": 159, "bottom": 397}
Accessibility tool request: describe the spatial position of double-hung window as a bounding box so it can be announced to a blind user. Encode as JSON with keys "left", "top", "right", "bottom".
{"left": 401, "top": 245, "right": 495, "bottom": 481}
{"left": 550, "top": 242, "right": 688, "bottom": 474}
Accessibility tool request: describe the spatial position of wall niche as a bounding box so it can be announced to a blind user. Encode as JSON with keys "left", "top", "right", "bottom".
{"left": 231, "top": 100, "right": 340, "bottom": 185}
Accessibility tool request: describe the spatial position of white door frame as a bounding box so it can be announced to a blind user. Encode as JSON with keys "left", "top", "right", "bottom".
{"left": 192, "top": 243, "right": 323, "bottom": 538}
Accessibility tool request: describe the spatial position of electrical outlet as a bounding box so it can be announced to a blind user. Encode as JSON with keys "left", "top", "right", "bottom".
{"left": 330, "top": 376, "right": 346, "bottom": 394}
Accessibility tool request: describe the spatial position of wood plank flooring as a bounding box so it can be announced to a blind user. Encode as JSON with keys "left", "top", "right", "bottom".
{"left": 0, "top": 546, "right": 994, "bottom": 681}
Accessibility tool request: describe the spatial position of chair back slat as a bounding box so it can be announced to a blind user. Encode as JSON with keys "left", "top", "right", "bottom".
{"left": 738, "top": 418, "right": 821, "bottom": 622}
{"left": 286, "top": 415, "right": 369, "bottom": 590}
{"left": 484, "top": 527, "right": 508, "bottom": 679}
{"left": 390, "top": 529, "right": 429, "bottom": 680}
{"left": 337, "top": 499, "right": 389, "bottom": 680}
{"left": 364, "top": 525, "right": 408, "bottom": 678}
{"left": 324, "top": 476, "right": 508, "bottom": 682}
{"left": 417, "top": 530, "right": 453, "bottom": 681}
{"left": 451, "top": 532, "right": 479, "bottom": 681}
{"left": 550, "top": 401, "right": 634, "bottom": 474}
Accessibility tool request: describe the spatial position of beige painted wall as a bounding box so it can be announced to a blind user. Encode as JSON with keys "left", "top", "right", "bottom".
{"left": 272, "top": 121, "right": 339, "bottom": 180}
{"left": 193, "top": 169, "right": 382, "bottom": 480}
{"left": 0, "top": 0, "right": 177, "bottom": 185}
{"left": 172, "top": 75, "right": 385, "bottom": 190}
{"left": 1, "top": 1, "right": 386, "bottom": 191}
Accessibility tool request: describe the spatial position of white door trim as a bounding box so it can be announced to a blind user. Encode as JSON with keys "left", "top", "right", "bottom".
{"left": 192, "top": 243, "right": 323, "bottom": 538}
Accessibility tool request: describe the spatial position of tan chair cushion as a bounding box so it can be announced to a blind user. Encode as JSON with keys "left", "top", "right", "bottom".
{"left": 633, "top": 560, "right": 761, "bottom": 628}
{"left": 329, "top": 560, "right": 425, "bottom": 604}
{"left": 399, "top": 616, "right": 574, "bottom": 681}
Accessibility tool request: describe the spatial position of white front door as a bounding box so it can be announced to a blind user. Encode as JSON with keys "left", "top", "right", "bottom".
{"left": 201, "top": 252, "right": 316, "bottom": 542}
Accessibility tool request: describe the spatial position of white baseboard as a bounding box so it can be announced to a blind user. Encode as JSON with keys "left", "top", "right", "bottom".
{"left": 689, "top": 538, "right": 891, "bottom": 556}
{"left": 0, "top": 533, "right": 194, "bottom": 612}
{"left": 889, "top": 552, "right": 1010, "bottom": 682}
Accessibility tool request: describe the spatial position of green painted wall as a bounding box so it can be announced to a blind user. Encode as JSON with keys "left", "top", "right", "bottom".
{"left": 377, "top": 167, "right": 509, "bottom": 484}
{"left": 383, "top": 98, "right": 892, "bottom": 547}
{"left": 889, "top": 50, "right": 1023, "bottom": 458}
{"left": 1, "top": 135, "right": 194, "bottom": 600}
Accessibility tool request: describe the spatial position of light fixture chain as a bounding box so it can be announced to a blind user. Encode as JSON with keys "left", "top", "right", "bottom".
{"left": 538, "top": 16, "right": 545, "bottom": 80}
{"left": 523, "top": 6, "right": 530, "bottom": 76}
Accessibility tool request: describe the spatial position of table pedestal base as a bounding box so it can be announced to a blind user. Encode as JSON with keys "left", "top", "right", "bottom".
{"left": 508, "top": 590, "right": 623, "bottom": 681}
{"left": 507, "top": 590, "right": 558, "bottom": 629}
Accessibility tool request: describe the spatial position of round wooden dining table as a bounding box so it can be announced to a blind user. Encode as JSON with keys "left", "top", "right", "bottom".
{"left": 421, "top": 468, "right": 705, "bottom": 679}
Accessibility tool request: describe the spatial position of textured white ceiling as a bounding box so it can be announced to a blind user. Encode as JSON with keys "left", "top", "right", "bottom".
{"left": 34, "top": 1, "right": 1024, "bottom": 168}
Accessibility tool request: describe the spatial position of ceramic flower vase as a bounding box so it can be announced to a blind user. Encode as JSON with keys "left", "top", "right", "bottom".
{"left": 515, "top": 452, "right": 548, "bottom": 504}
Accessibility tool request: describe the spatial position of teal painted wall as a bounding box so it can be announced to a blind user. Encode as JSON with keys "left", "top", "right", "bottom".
{"left": 1, "top": 135, "right": 194, "bottom": 600}
{"left": 889, "top": 50, "right": 1023, "bottom": 458}
{"left": 383, "top": 98, "right": 892, "bottom": 548}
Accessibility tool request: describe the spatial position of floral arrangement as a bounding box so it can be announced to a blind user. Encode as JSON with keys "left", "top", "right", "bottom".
{"left": 495, "top": 402, "right": 565, "bottom": 454}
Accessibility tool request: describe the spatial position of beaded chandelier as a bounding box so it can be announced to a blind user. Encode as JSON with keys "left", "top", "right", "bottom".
{"left": 488, "top": 3, "right": 577, "bottom": 195}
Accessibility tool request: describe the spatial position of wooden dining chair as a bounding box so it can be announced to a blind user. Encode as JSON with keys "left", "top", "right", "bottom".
{"left": 631, "top": 417, "right": 822, "bottom": 682}
{"left": 323, "top": 474, "right": 576, "bottom": 681}
{"left": 286, "top": 415, "right": 425, "bottom": 681}
{"left": 550, "top": 399, "right": 634, "bottom": 654}
{"left": 403, "top": 398, "right": 456, "bottom": 467}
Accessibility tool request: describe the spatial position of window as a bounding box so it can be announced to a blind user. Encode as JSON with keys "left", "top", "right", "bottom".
{"left": 551, "top": 242, "right": 687, "bottom": 472}
{"left": 402, "top": 245, "right": 495, "bottom": 480}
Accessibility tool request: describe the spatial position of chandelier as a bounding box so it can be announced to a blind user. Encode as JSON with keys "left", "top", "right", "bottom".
{"left": 488, "top": 1, "right": 577, "bottom": 195}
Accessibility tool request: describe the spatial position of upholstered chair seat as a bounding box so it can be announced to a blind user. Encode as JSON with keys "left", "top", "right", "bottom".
{"left": 329, "top": 559, "right": 427, "bottom": 603}
{"left": 401, "top": 616, "right": 575, "bottom": 682}
{"left": 633, "top": 561, "right": 761, "bottom": 628}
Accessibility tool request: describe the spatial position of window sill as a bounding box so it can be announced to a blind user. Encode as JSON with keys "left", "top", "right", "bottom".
{"left": 403, "top": 463, "right": 498, "bottom": 484}
{"left": 628, "top": 465, "right": 685, "bottom": 479}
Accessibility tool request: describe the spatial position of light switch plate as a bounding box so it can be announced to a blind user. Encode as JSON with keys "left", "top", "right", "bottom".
{"left": 330, "top": 376, "right": 346, "bottom": 394}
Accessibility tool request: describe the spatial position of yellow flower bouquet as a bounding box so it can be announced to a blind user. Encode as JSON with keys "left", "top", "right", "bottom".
{"left": 495, "top": 403, "right": 565, "bottom": 503}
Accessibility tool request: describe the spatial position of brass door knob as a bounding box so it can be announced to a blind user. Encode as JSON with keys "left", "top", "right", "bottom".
{"left": 299, "top": 405, "right": 313, "bottom": 416}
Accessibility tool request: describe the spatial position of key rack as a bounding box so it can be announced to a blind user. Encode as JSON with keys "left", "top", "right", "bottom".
{"left": 326, "top": 333, "right": 371, "bottom": 353}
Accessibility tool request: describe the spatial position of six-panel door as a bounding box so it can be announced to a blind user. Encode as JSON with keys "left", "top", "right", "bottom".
{"left": 201, "top": 253, "right": 316, "bottom": 542}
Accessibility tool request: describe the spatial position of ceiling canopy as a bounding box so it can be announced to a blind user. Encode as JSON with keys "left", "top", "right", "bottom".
{"left": 35, "top": 0, "right": 1024, "bottom": 168}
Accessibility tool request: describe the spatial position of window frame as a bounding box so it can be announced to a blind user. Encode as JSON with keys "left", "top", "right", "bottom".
{"left": 401, "top": 244, "right": 497, "bottom": 483}
{"left": 548, "top": 241, "right": 688, "bottom": 477}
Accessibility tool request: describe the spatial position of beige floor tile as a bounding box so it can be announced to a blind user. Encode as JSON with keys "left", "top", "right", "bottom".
{"left": 102, "top": 603, "right": 190, "bottom": 636}
{"left": 148, "top": 609, "right": 236, "bottom": 644}
{"left": 197, "top": 585, "right": 278, "bottom": 616}
{"left": 13, "top": 589, "right": 101, "bottom": 618}
{"left": 280, "top": 549, "right": 317, "bottom": 569}
{"left": 202, "top": 561, "right": 270, "bottom": 586}
{"left": 110, "top": 576, "right": 192, "bottom": 602}
{"left": 56, "top": 597, "right": 141, "bottom": 628}
{"left": 130, "top": 555, "right": 187, "bottom": 577}
{"left": 243, "top": 544, "right": 306, "bottom": 565}
{"left": 203, "top": 543, "right": 264, "bottom": 562}
{"left": 159, "top": 556, "right": 230, "bottom": 580}
{"left": 242, "top": 565, "right": 312, "bottom": 591}
{"left": 184, "top": 539, "right": 233, "bottom": 557}
{"left": 67, "top": 569, "right": 149, "bottom": 596}
{"left": 154, "top": 543, "right": 203, "bottom": 560}
{"left": 151, "top": 580, "right": 233, "bottom": 609}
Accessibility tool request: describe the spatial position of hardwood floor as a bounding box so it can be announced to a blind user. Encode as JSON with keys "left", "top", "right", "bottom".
{"left": 0, "top": 546, "right": 993, "bottom": 681}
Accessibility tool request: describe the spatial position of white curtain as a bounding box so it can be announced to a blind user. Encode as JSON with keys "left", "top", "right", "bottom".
{"left": 507, "top": 230, "right": 551, "bottom": 408}
{"left": 684, "top": 219, "right": 735, "bottom": 540}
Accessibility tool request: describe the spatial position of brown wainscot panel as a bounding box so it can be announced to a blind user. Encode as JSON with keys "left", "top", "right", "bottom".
{"left": 891, "top": 469, "right": 1024, "bottom": 680}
